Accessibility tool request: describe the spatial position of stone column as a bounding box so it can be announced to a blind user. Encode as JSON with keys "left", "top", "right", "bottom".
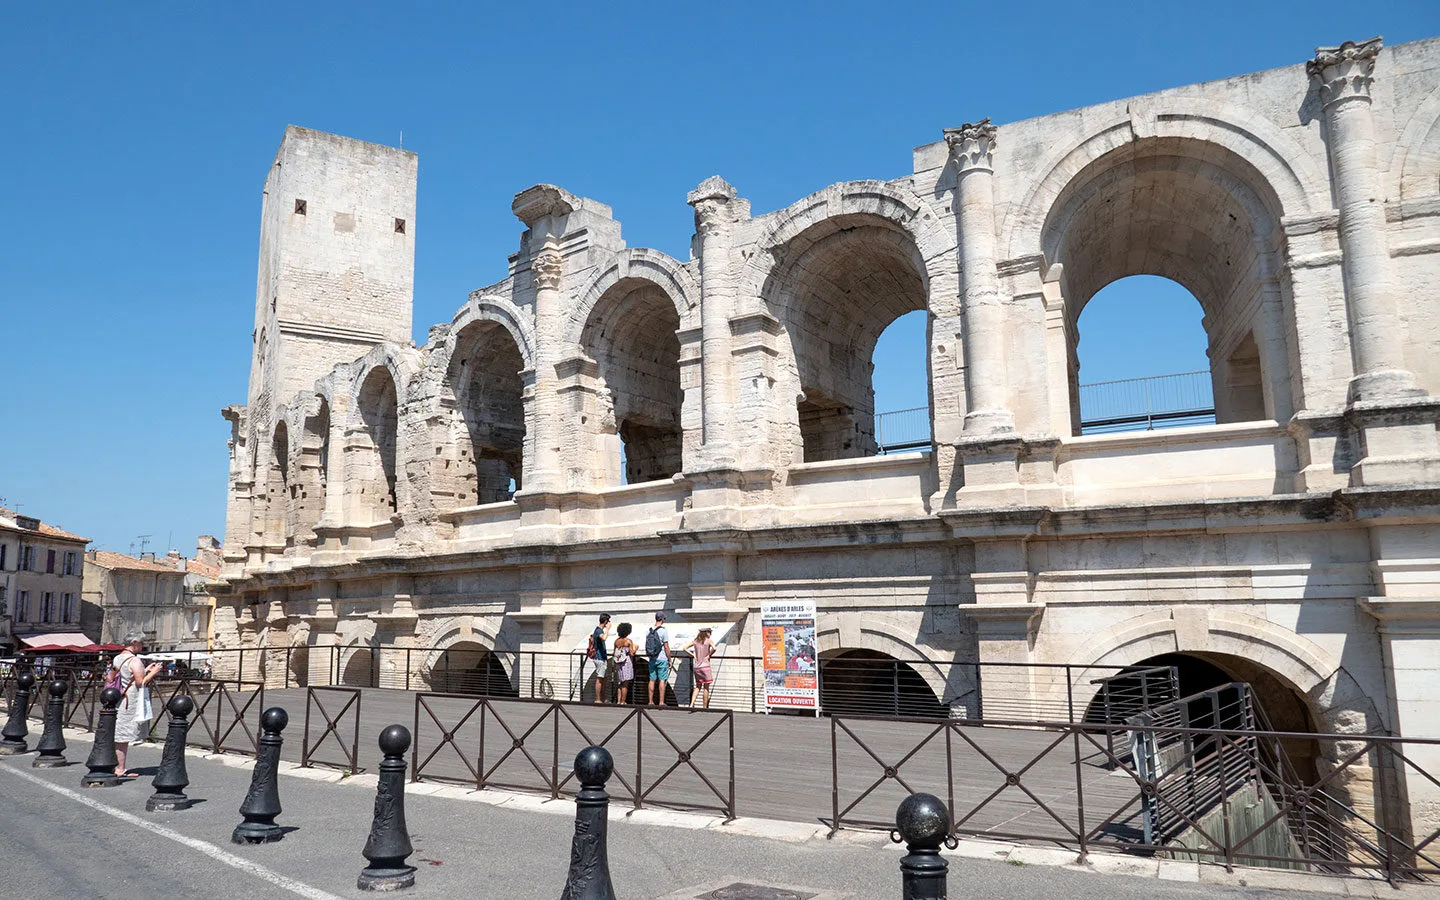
{"left": 1308, "top": 39, "right": 1420, "bottom": 403}
{"left": 527, "top": 243, "right": 565, "bottom": 492}
{"left": 945, "top": 120, "right": 1015, "bottom": 435}
{"left": 687, "top": 176, "right": 740, "bottom": 464}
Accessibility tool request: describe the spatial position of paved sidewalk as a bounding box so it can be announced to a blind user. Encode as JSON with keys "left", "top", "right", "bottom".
{"left": 0, "top": 730, "right": 1419, "bottom": 900}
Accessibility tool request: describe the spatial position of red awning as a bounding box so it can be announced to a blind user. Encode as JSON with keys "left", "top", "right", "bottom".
{"left": 19, "top": 632, "right": 98, "bottom": 651}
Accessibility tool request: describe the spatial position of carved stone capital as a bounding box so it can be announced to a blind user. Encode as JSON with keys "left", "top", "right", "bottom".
{"left": 1307, "top": 37, "right": 1382, "bottom": 106}
{"left": 531, "top": 247, "right": 563, "bottom": 291}
{"left": 688, "top": 175, "right": 738, "bottom": 234}
{"left": 944, "top": 119, "right": 998, "bottom": 173}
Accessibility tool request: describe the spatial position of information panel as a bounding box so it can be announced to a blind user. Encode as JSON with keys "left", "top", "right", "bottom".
{"left": 761, "top": 601, "right": 818, "bottom": 711}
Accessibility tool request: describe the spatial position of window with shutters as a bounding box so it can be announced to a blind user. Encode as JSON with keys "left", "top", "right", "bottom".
{"left": 16, "top": 590, "right": 28, "bottom": 622}
{"left": 20, "top": 546, "right": 33, "bottom": 571}
{"left": 46, "top": 549, "right": 55, "bottom": 574}
{"left": 41, "top": 592, "right": 53, "bottom": 621}
{"left": 61, "top": 592, "right": 72, "bottom": 622}
{"left": 0, "top": 543, "right": 7, "bottom": 570}
{"left": 63, "top": 551, "right": 76, "bottom": 576}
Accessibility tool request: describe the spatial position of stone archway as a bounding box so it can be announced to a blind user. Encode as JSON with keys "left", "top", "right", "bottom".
{"left": 341, "top": 647, "right": 375, "bottom": 687}
{"left": 763, "top": 214, "right": 930, "bottom": 464}
{"left": 818, "top": 648, "right": 945, "bottom": 718}
{"left": 427, "top": 641, "right": 515, "bottom": 696}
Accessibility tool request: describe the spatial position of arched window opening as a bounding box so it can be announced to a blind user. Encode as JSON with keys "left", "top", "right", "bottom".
{"left": 1075, "top": 276, "right": 1215, "bottom": 433}
{"left": 356, "top": 368, "right": 400, "bottom": 518}
{"left": 430, "top": 642, "right": 516, "bottom": 697}
{"left": 1044, "top": 139, "right": 1290, "bottom": 436}
{"left": 770, "top": 218, "right": 928, "bottom": 463}
{"left": 819, "top": 649, "right": 945, "bottom": 718}
{"left": 581, "top": 280, "right": 683, "bottom": 486}
{"left": 294, "top": 397, "right": 329, "bottom": 543}
{"left": 266, "top": 422, "right": 289, "bottom": 545}
{"left": 447, "top": 322, "right": 525, "bottom": 505}
{"left": 872, "top": 310, "right": 931, "bottom": 453}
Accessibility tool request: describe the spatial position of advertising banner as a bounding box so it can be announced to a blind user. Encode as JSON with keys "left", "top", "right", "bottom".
{"left": 761, "top": 601, "right": 818, "bottom": 711}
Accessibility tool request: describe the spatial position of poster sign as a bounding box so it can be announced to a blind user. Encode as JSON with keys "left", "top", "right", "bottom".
{"left": 761, "top": 601, "right": 817, "bottom": 711}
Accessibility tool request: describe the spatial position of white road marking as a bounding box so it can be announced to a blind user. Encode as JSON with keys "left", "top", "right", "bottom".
{"left": 0, "top": 761, "right": 345, "bottom": 900}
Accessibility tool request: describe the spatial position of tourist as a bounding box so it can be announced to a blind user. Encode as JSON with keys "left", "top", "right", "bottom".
{"left": 584, "top": 614, "right": 611, "bottom": 704}
{"left": 613, "top": 623, "right": 636, "bottom": 704}
{"left": 679, "top": 628, "right": 716, "bottom": 709}
{"left": 112, "top": 632, "right": 161, "bottom": 778}
{"left": 646, "top": 612, "right": 671, "bottom": 707}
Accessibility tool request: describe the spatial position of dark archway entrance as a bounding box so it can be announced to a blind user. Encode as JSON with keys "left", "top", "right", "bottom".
{"left": 1087, "top": 650, "right": 1319, "bottom": 784}
{"left": 431, "top": 642, "right": 516, "bottom": 697}
{"left": 819, "top": 649, "right": 945, "bottom": 719}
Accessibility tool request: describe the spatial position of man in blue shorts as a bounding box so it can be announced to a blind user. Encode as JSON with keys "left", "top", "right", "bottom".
{"left": 646, "top": 611, "right": 671, "bottom": 706}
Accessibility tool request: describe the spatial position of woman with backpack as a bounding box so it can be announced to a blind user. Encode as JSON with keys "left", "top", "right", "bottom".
{"left": 111, "top": 632, "right": 162, "bottom": 778}
{"left": 613, "top": 622, "right": 636, "bottom": 704}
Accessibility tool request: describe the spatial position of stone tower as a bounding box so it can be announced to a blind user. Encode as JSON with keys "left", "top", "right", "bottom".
{"left": 248, "top": 126, "right": 417, "bottom": 412}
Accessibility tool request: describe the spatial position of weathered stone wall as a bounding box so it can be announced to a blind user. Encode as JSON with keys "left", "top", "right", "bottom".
{"left": 215, "top": 40, "right": 1440, "bottom": 840}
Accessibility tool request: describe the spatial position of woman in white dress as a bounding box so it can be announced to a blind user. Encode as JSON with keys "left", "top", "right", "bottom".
{"left": 112, "top": 632, "right": 161, "bottom": 778}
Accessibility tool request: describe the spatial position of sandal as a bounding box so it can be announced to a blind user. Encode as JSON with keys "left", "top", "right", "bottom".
{"left": 119, "top": 771, "right": 141, "bottom": 778}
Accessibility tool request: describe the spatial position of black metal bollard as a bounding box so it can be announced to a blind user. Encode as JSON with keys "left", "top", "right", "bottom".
{"left": 0, "top": 672, "right": 36, "bottom": 754}
{"left": 32, "top": 679, "right": 69, "bottom": 768}
{"left": 147, "top": 695, "right": 194, "bottom": 809}
{"left": 82, "top": 688, "right": 124, "bottom": 787}
{"left": 358, "top": 724, "right": 416, "bottom": 892}
{"left": 560, "top": 746, "right": 616, "bottom": 900}
{"left": 232, "top": 707, "right": 288, "bottom": 844}
{"left": 894, "top": 793, "right": 951, "bottom": 900}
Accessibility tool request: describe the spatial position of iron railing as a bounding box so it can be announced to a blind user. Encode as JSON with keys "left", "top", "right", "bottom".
{"left": 193, "top": 646, "right": 1160, "bottom": 725}
{"left": 1079, "top": 370, "right": 1216, "bottom": 433}
{"left": 829, "top": 709, "right": 1440, "bottom": 883}
{"left": 876, "top": 406, "right": 932, "bottom": 454}
{"left": 411, "top": 692, "right": 735, "bottom": 819}
{"left": 301, "top": 686, "right": 362, "bottom": 772}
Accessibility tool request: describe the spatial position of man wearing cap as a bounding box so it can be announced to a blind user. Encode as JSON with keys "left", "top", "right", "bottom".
{"left": 647, "top": 612, "right": 672, "bottom": 707}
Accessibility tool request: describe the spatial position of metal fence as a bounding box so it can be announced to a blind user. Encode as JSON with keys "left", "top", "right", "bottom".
{"left": 876, "top": 406, "right": 932, "bottom": 453}
{"left": 411, "top": 692, "right": 735, "bottom": 819}
{"left": 198, "top": 646, "right": 1160, "bottom": 724}
{"left": 302, "top": 686, "right": 362, "bottom": 772}
{"left": 1078, "top": 370, "right": 1216, "bottom": 433}
{"left": 830, "top": 706, "right": 1440, "bottom": 883}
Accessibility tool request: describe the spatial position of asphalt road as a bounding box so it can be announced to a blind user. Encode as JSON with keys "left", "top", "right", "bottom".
{"left": 0, "top": 734, "right": 1343, "bottom": 900}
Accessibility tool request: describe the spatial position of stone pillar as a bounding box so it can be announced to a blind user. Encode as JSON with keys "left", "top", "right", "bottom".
{"left": 687, "top": 176, "right": 741, "bottom": 465}
{"left": 1360, "top": 599, "right": 1440, "bottom": 845}
{"left": 945, "top": 120, "right": 1015, "bottom": 436}
{"left": 1307, "top": 39, "right": 1418, "bottom": 403}
{"left": 527, "top": 244, "right": 565, "bottom": 492}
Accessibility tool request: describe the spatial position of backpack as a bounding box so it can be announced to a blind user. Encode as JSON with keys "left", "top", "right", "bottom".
{"left": 585, "top": 635, "right": 597, "bottom": 660}
{"left": 645, "top": 628, "right": 663, "bottom": 658}
{"left": 103, "top": 655, "right": 125, "bottom": 692}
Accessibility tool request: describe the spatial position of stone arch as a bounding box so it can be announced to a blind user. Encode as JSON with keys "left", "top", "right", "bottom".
{"left": 1000, "top": 99, "right": 1325, "bottom": 259}
{"left": 433, "top": 294, "right": 536, "bottom": 376}
{"left": 347, "top": 344, "right": 421, "bottom": 527}
{"left": 1390, "top": 86, "right": 1440, "bottom": 202}
{"left": 565, "top": 249, "right": 699, "bottom": 349}
{"left": 1063, "top": 609, "right": 1384, "bottom": 737}
{"left": 815, "top": 619, "right": 973, "bottom": 716}
{"left": 418, "top": 617, "right": 514, "bottom": 694}
{"left": 566, "top": 276, "right": 690, "bottom": 487}
{"left": 757, "top": 203, "right": 933, "bottom": 463}
{"left": 741, "top": 181, "right": 954, "bottom": 308}
{"left": 1022, "top": 129, "right": 1303, "bottom": 434}
{"left": 291, "top": 393, "right": 330, "bottom": 546}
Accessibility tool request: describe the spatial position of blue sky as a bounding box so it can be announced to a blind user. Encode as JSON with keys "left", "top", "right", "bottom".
{"left": 0, "top": 3, "right": 1433, "bottom": 552}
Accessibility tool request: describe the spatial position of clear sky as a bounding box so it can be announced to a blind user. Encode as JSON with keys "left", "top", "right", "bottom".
{"left": 1, "top": 2, "right": 1433, "bottom": 552}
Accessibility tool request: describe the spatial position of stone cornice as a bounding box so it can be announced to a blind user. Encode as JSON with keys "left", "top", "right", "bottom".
{"left": 511, "top": 184, "right": 576, "bottom": 227}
